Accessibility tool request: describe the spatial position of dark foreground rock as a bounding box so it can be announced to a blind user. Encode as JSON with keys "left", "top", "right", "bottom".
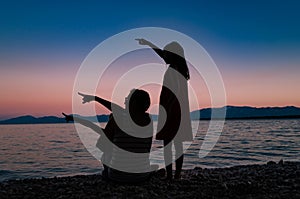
{"left": 0, "top": 161, "right": 299, "bottom": 198}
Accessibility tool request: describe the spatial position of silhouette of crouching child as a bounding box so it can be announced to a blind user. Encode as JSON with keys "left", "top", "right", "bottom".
{"left": 63, "top": 89, "right": 154, "bottom": 183}
{"left": 62, "top": 112, "right": 114, "bottom": 179}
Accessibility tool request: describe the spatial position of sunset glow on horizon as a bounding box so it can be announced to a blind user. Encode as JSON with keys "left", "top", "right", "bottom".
{"left": 1, "top": 1, "right": 300, "bottom": 120}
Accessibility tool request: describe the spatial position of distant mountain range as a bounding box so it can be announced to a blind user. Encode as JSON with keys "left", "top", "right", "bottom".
{"left": 1, "top": 106, "right": 300, "bottom": 125}
{"left": 191, "top": 106, "right": 300, "bottom": 120}
{"left": 0, "top": 115, "right": 109, "bottom": 125}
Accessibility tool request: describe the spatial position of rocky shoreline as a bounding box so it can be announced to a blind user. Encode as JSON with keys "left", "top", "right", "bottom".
{"left": 1, "top": 161, "right": 299, "bottom": 198}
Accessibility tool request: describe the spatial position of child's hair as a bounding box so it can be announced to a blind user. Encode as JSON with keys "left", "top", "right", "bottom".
{"left": 129, "top": 89, "right": 150, "bottom": 112}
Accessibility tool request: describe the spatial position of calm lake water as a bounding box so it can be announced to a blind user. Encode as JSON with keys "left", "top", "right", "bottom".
{"left": 0, "top": 119, "right": 299, "bottom": 182}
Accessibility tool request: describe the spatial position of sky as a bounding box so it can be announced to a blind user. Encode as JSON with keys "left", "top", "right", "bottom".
{"left": 0, "top": 0, "right": 300, "bottom": 120}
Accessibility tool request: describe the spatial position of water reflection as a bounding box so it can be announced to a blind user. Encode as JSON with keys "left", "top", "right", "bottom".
{"left": 0, "top": 119, "right": 299, "bottom": 181}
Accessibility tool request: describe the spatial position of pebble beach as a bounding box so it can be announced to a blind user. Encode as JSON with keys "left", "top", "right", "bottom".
{"left": 0, "top": 160, "right": 299, "bottom": 198}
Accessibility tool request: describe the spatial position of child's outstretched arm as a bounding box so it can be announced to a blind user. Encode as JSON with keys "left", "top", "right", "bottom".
{"left": 62, "top": 112, "right": 103, "bottom": 136}
{"left": 78, "top": 92, "right": 123, "bottom": 112}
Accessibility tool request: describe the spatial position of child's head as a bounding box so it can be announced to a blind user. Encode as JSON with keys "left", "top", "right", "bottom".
{"left": 125, "top": 89, "right": 150, "bottom": 113}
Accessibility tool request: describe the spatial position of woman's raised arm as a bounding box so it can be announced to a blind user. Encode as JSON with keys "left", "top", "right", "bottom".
{"left": 135, "top": 38, "right": 165, "bottom": 60}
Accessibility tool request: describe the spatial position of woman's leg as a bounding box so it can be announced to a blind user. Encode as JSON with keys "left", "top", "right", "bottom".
{"left": 174, "top": 140, "right": 183, "bottom": 179}
{"left": 163, "top": 139, "right": 173, "bottom": 179}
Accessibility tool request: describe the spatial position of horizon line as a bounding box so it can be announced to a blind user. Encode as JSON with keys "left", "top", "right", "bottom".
{"left": 1, "top": 104, "right": 300, "bottom": 122}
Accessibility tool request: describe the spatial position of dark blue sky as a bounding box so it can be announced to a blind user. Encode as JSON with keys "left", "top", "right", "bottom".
{"left": 1, "top": 0, "right": 299, "bottom": 65}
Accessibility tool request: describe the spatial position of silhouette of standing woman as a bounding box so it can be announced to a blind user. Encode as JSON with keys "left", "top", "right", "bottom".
{"left": 136, "top": 39, "right": 193, "bottom": 179}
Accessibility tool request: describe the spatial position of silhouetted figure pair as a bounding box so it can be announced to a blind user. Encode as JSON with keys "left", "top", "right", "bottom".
{"left": 64, "top": 39, "right": 192, "bottom": 182}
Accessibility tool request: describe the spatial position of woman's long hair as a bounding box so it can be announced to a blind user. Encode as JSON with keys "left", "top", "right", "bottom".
{"left": 163, "top": 42, "right": 190, "bottom": 80}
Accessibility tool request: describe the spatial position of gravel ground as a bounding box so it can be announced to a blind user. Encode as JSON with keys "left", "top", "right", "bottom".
{"left": 0, "top": 161, "right": 299, "bottom": 198}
